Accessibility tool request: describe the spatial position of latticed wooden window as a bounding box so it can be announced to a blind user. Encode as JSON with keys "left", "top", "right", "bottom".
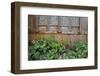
{"left": 47, "top": 16, "right": 58, "bottom": 33}
{"left": 36, "top": 15, "right": 80, "bottom": 34}
{"left": 36, "top": 15, "right": 59, "bottom": 33}
{"left": 36, "top": 16, "right": 48, "bottom": 33}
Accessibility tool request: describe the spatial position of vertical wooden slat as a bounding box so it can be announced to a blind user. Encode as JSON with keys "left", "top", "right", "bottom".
{"left": 36, "top": 16, "right": 39, "bottom": 32}
{"left": 47, "top": 16, "right": 50, "bottom": 32}
{"left": 58, "top": 16, "right": 61, "bottom": 33}
{"left": 80, "top": 17, "right": 88, "bottom": 34}
{"left": 28, "top": 15, "right": 36, "bottom": 33}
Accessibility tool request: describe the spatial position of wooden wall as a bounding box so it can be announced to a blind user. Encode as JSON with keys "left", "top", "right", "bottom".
{"left": 28, "top": 15, "right": 88, "bottom": 43}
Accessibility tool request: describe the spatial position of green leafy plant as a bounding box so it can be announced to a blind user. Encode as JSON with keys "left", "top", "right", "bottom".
{"left": 58, "top": 41, "right": 88, "bottom": 59}
{"left": 28, "top": 37, "right": 65, "bottom": 60}
{"left": 28, "top": 36, "right": 88, "bottom": 60}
